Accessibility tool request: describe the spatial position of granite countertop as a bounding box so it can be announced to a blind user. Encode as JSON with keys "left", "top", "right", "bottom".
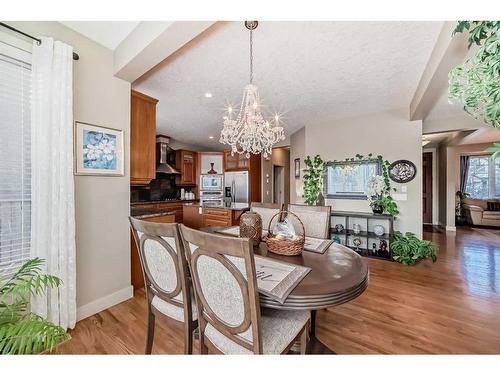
{"left": 130, "top": 207, "right": 176, "bottom": 219}
{"left": 131, "top": 199, "right": 198, "bottom": 206}
{"left": 184, "top": 202, "right": 250, "bottom": 211}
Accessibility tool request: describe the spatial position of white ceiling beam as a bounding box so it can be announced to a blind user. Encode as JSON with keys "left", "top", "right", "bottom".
{"left": 114, "top": 21, "right": 216, "bottom": 83}
{"left": 409, "top": 22, "right": 469, "bottom": 121}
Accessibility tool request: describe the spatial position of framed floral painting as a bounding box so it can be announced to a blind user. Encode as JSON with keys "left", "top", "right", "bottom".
{"left": 74, "top": 121, "right": 124, "bottom": 176}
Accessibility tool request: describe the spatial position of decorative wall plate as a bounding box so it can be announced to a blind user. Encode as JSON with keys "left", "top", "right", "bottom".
{"left": 373, "top": 225, "right": 385, "bottom": 237}
{"left": 388, "top": 159, "right": 417, "bottom": 183}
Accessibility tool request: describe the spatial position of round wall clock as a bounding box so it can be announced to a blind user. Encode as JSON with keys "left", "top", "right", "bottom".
{"left": 388, "top": 160, "right": 417, "bottom": 183}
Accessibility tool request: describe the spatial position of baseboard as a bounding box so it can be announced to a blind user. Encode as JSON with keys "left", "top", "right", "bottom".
{"left": 76, "top": 285, "right": 133, "bottom": 322}
{"left": 445, "top": 225, "right": 457, "bottom": 232}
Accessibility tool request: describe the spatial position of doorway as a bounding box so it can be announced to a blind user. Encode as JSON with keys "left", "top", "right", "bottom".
{"left": 423, "top": 152, "right": 433, "bottom": 224}
{"left": 273, "top": 165, "right": 285, "bottom": 207}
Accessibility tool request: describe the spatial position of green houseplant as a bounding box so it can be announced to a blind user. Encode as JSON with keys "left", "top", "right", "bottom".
{"left": 449, "top": 21, "right": 500, "bottom": 129}
{"left": 390, "top": 232, "right": 437, "bottom": 266}
{"left": 302, "top": 155, "right": 325, "bottom": 205}
{"left": 0, "top": 258, "right": 70, "bottom": 354}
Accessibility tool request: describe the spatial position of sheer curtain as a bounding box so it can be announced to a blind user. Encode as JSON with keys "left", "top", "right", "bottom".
{"left": 30, "top": 37, "right": 76, "bottom": 330}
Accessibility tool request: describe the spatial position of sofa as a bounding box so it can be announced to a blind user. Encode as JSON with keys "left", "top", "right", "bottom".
{"left": 462, "top": 198, "right": 500, "bottom": 227}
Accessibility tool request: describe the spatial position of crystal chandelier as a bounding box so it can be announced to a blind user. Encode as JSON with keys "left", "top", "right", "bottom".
{"left": 219, "top": 21, "right": 285, "bottom": 158}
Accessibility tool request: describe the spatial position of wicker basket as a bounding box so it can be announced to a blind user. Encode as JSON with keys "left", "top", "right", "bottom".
{"left": 266, "top": 211, "right": 305, "bottom": 256}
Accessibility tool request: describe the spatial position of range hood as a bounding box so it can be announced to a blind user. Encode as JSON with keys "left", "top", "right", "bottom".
{"left": 156, "top": 135, "right": 181, "bottom": 174}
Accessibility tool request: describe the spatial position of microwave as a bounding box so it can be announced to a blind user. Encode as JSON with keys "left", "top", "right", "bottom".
{"left": 200, "top": 174, "right": 224, "bottom": 191}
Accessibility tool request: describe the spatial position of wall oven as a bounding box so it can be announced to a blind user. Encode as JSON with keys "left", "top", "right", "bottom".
{"left": 199, "top": 191, "right": 224, "bottom": 207}
{"left": 200, "top": 174, "right": 224, "bottom": 191}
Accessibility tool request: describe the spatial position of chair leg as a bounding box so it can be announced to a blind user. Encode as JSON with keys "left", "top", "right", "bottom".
{"left": 145, "top": 307, "right": 155, "bottom": 354}
{"left": 300, "top": 326, "right": 308, "bottom": 355}
{"left": 184, "top": 324, "right": 193, "bottom": 354}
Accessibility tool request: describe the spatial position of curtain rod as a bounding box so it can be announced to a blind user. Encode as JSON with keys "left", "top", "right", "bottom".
{"left": 0, "top": 22, "right": 80, "bottom": 61}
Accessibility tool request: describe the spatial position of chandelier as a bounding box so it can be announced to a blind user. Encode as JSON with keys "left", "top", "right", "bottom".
{"left": 219, "top": 21, "right": 285, "bottom": 158}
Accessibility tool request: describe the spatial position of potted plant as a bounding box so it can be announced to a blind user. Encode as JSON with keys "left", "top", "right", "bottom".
{"left": 455, "top": 191, "right": 470, "bottom": 225}
{"left": 303, "top": 155, "right": 325, "bottom": 206}
{"left": 366, "top": 175, "right": 399, "bottom": 217}
{"left": 0, "top": 258, "right": 70, "bottom": 354}
{"left": 390, "top": 231, "right": 437, "bottom": 266}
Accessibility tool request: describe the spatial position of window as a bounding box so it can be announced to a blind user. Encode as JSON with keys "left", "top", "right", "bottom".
{"left": 0, "top": 40, "right": 32, "bottom": 279}
{"left": 465, "top": 155, "right": 500, "bottom": 199}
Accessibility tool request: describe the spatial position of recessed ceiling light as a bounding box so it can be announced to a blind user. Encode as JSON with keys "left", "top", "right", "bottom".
{"left": 204, "top": 92, "right": 213, "bottom": 98}
{"left": 209, "top": 136, "right": 214, "bottom": 139}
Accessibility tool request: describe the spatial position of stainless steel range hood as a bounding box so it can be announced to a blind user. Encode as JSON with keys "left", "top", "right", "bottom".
{"left": 156, "top": 135, "right": 181, "bottom": 174}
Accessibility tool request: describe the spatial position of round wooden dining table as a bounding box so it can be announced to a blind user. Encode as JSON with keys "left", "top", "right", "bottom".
{"left": 205, "top": 227, "right": 369, "bottom": 354}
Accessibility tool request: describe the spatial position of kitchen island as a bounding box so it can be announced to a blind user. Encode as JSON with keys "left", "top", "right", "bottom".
{"left": 183, "top": 202, "right": 250, "bottom": 229}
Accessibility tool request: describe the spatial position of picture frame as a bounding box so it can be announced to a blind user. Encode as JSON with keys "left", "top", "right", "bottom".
{"left": 294, "top": 158, "right": 300, "bottom": 179}
{"left": 74, "top": 121, "right": 124, "bottom": 176}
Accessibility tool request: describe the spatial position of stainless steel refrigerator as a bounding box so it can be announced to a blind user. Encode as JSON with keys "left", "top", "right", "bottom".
{"left": 224, "top": 171, "right": 249, "bottom": 203}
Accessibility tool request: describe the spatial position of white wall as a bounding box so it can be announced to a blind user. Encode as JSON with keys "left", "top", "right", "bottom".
{"left": 293, "top": 109, "right": 423, "bottom": 237}
{"left": 7, "top": 22, "right": 132, "bottom": 319}
{"left": 290, "top": 127, "right": 306, "bottom": 204}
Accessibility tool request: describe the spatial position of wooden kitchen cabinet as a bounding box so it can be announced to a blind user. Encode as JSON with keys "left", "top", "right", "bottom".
{"left": 130, "top": 90, "right": 158, "bottom": 186}
{"left": 223, "top": 150, "right": 249, "bottom": 171}
{"left": 175, "top": 150, "right": 197, "bottom": 186}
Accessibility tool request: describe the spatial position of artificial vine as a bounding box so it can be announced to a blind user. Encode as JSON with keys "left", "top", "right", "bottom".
{"left": 302, "top": 155, "right": 324, "bottom": 205}
{"left": 449, "top": 21, "right": 500, "bottom": 129}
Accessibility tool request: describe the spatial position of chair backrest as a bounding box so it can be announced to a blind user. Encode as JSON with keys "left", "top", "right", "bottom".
{"left": 179, "top": 225, "right": 262, "bottom": 354}
{"left": 129, "top": 217, "right": 193, "bottom": 322}
{"left": 250, "top": 202, "right": 282, "bottom": 231}
{"left": 287, "top": 204, "right": 331, "bottom": 239}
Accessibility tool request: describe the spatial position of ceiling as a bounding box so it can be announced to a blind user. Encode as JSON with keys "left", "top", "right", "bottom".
{"left": 133, "top": 21, "right": 443, "bottom": 149}
{"left": 60, "top": 21, "right": 139, "bottom": 50}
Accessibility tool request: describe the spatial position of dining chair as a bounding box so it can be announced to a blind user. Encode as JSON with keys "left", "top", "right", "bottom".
{"left": 129, "top": 217, "right": 197, "bottom": 354}
{"left": 287, "top": 204, "right": 331, "bottom": 239}
{"left": 250, "top": 202, "right": 283, "bottom": 231}
{"left": 179, "top": 225, "right": 310, "bottom": 354}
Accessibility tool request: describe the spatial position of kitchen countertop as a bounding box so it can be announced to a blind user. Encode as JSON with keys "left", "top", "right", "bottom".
{"left": 183, "top": 202, "right": 250, "bottom": 211}
{"left": 130, "top": 207, "right": 176, "bottom": 219}
{"left": 131, "top": 199, "right": 198, "bottom": 206}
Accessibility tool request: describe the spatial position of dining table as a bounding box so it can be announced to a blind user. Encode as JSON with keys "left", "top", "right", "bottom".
{"left": 204, "top": 226, "right": 369, "bottom": 354}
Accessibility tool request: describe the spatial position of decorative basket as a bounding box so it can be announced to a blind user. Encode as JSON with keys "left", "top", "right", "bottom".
{"left": 266, "top": 210, "right": 305, "bottom": 256}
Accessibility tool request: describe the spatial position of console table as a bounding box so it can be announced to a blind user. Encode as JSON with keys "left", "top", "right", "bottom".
{"left": 330, "top": 210, "right": 394, "bottom": 261}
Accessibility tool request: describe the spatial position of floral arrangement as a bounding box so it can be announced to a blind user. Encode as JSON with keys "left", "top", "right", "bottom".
{"left": 366, "top": 174, "right": 399, "bottom": 218}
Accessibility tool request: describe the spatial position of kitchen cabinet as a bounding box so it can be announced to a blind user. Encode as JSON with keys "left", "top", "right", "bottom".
{"left": 130, "top": 90, "right": 158, "bottom": 186}
{"left": 182, "top": 204, "right": 247, "bottom": 229}
{"left": 223, "top": 150, "right": 250, "bottom": 171}
{"left": 199, "top": 152, "right": 224, "bottom": 174}
{"left": 175, "top": 150, "right": 197, "bottom": 186}
{"left": 131, "top": 213, "right": 175, "bottom": 290}
{"left": 132, "top": 201, "right": 196, "bottom": 223}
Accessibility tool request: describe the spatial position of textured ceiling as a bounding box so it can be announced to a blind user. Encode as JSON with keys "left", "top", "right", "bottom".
{"left": 133, "top": 21, "right": 443, "bottom": 149}
{"left": 60, "top": 21, "right": 139, "bottom": 50}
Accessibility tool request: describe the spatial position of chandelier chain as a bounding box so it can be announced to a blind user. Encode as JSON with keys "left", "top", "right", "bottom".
{"left": 249, "top": 29, "right": 253, "bottom": 84}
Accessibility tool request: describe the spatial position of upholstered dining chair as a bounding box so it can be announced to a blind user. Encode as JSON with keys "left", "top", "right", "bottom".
{"left": 250, "top": 202, "right": 283, "bottom": 232}
{"left": 287, "top": 204, "right": 331, "bottom": 239}
{"left": 129, "top": 217, "right": 197, "bottom": 354}
{"left": 179, "top": 225, "right": 310, "bottom": 354}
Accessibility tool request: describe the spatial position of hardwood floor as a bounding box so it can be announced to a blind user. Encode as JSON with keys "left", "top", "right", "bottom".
{"left": 56, "top": 226, "right": 500, "bottom": 354}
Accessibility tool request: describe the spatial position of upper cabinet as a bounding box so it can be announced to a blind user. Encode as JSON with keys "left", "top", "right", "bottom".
{"left": 175, "top": 150, "right": 197, "bottom": 186}
{"left": 130, "top": 90, "right": 158, "bottom": 186}
{"left": 223, "top": 150, "right": 250, "bottom": 171}
{"left": 199, "top": 152, "right": 224, "bottom": 174}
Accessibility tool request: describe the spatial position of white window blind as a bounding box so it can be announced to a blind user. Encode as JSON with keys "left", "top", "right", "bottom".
{"left": 0, "top": 41, "right": 32, "bottom": 280}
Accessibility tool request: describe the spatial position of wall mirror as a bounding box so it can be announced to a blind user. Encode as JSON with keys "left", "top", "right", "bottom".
{"left": 325, "top": 159, "right": 381, "bottom": 199}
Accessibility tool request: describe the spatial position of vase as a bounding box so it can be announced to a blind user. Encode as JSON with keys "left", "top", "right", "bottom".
{"left": 239, "top": 211, "right": 262, "bottom": 247}
{"left": 316, "top": 191, "right": 325, "bottom": 206}
{"left": 372, "top": 203, "right": 383, "bottom": 214}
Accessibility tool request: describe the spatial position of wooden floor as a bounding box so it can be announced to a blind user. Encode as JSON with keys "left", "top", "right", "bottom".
{"left": 57, "top": 226, "right": 500, "bottom": 354}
